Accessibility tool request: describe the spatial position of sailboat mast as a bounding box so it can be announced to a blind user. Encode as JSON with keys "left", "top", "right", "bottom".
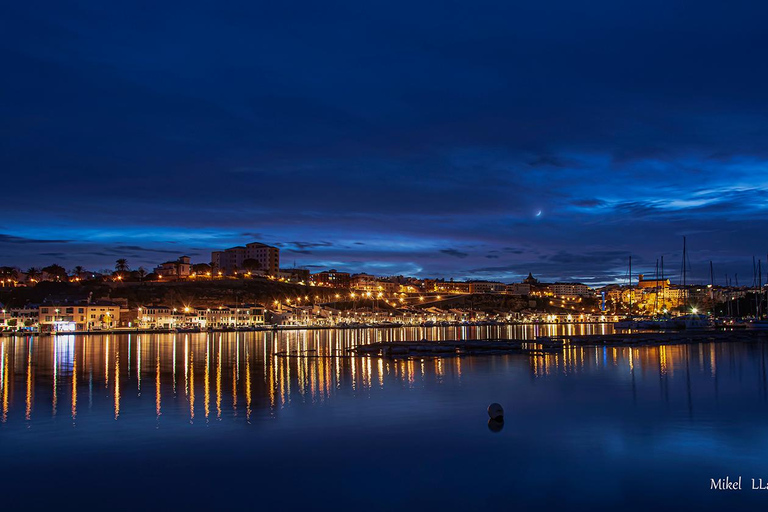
{"left": 654, "top": 259, "right": 660, "bottom": 315}
{"left": 628, "top": 255, "right": 632, "bottom": 313}
{"left": 682, "top": 236, "right": 687, "bottom": 310}
{"left": 710, "top": 260, "right": 714, "bottom": 313}
{"left": 757, "top": 260, "right": 763, "bottom": 318}
{"left": 661, "top": 255, "right": 665, "bottom": 312}
{"left": 754, "top": 256, "right": 758, "bottom": 317}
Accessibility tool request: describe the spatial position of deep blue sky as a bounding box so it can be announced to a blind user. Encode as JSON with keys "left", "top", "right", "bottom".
{"left": 2, "top": 1, "right": 768, "bottom": 285}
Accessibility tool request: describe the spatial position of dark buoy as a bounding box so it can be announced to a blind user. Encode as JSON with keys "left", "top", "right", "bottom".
{"left": 487, "top": 403, "right": 504, "bottom": 420}
{"left": 487, "top": 418, "right": 504, "bottom": 433}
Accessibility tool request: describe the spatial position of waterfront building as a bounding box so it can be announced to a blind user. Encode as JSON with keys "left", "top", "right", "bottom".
{"left": 9, "top": 306, "right": 39, "bottom": 327}
{"left": 137, "top": 305, "right": 266, "bottom": 329}
{"left": 194, "top": 305, "right": 266, "bottom": 328}
{"left": 269, "top": 305, "right": 315, "bottom": 326}
{"left": 38, "top": 302, "right": 120, "bottom": 332}
{"left": 138, "top": 306, "right": 181, "bottom": 329}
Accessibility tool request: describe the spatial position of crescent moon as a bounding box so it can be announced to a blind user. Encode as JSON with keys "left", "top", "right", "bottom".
{"left": 535, "top": 210, "right": 542, "bottom": 217}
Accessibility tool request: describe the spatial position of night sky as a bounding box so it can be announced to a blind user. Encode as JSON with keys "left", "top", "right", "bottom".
{"left": 2, "top": 1, "right": 768, "bottom": 285}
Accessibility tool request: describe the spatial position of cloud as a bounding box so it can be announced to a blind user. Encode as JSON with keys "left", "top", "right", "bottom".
{"left": 571, "top": 199, "right": 606, "bottom": 208}
{"left": 2, "top": 2, "right": 768, "bottom": 283}
{"left": 440, "top": 249, "right": 469, "bottom": 258}
{"left": 0, "top": 234, "right": 71, "bottom": 244}
{"left": 113, "top": 245, "right": 183, "bottom": 254}
{"left": 290, "top": 241, "right": 333, "bottom": 249}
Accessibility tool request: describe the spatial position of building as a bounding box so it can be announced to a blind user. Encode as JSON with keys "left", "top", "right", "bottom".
{"left": 9, "top": 306, "right": 39, "bottom": 328}
{"left": 351, "top": 274, "right": 399, "bottom": 294}
{"left": 38, "top": 302, "right": 120, "bottom": 332}
{"left": 212, "top": 242, "right": 280, "bottom": 275}
{"left": 194, "top": 305, "right": 266, "bottom": 328}
{"left": 523, "top": 273, "right": 539, "bottom": 285}
{"left": 434, "top": 281, "right": 472, "bottom": 294}
{"left": 637, "top": 274, "right": 670, "bottom": 289}
{"left": 155, "top": 256, "right": 191, "bottom": 279}
{"left": 138, "top": 304, "right": 266, "bottom": 329}
{"left": 506, "top": 283, "right": 532, "bottom": 296}
{"left": 549, "top": 283, "right": 591, "bottom": 298}
{"left": 138, "top": 306, "right": 182, "bottom": 329}
{"left": 312, "top": 269, "right": 351, "bottom": 288}
{"left": 470, "top": 281, "right": 506, "bottom": 293}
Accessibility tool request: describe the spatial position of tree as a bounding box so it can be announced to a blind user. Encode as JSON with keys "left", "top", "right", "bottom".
{"left": 42, "top": 264, "right": 68, "bottom": 281}
{"left": 0, "top": 266, "right": 19, "bottom": 286}
{"left": 242, "top": 259, "right": 261, "bottom": 271}
{"left": 0, "top": 266, "right": 18, "bottom": 279}
{"left": 192, "top": 263, "right": 211, "bottom": 274}
{"left": 137, "top": 266, "right": 147, "bottom": 281}
{"left": 115, "top": 259, "right": 129, "bottom": 273}
{"left": 71, "top": 266, "right": 85, "bottom": 280}
{"left": 26, "top": 267, "right": 41, "bottom": 282}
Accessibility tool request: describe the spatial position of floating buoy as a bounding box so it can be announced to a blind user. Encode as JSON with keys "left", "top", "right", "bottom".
{"left": 487, "top": 418, "right": 504, "bottom": 433}
{"left": 487, "top": 403, "right": 504, "bottom": 420}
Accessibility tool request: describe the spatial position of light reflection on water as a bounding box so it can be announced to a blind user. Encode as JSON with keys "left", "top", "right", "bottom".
{"left": 0, "top": 324, "right": 619, "bottom": 424}
{"left": 1, "top": 326, "right": 768, "bottom": 510}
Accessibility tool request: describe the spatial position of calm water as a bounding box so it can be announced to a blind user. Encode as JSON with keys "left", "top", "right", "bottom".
{"left": 1, "top": 325, "right": 768, "bottom": 511}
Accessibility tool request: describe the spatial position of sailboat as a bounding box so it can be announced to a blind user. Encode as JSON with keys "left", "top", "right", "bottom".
{"left": 614, "top": 255, "right": 641, "bottom": 330}
{"left": 746, "top": 256, "right": 768, "bottom": 329}
{"left": 669, "top": 236, "right": 710, "bottom": 329}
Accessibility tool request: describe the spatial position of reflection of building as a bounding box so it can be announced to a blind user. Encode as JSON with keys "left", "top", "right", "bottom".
{"left": 312, "top": 269, "right": 351, "bottom": 288}
{"left": 211, "top": 242, "right": 280, "bottom": 275}
{"left": 154, "top": 256, "right": 191, "bottom": 279}
{"left": 38, "top": 302, "right": 120, "bottom": 332}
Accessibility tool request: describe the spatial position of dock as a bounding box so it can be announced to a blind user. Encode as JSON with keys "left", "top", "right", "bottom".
{"left": 353, "top": 339, "right": 558, "bottom": 358}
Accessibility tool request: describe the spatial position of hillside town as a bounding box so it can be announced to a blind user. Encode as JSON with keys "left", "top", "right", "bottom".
{"left": 0, "top": 240, "right": 763, "bottom": 334}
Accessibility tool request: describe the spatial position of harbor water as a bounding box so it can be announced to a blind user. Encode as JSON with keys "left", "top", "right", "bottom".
{"left": 0, "top": 325, "right": 767, "bottom": 510}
